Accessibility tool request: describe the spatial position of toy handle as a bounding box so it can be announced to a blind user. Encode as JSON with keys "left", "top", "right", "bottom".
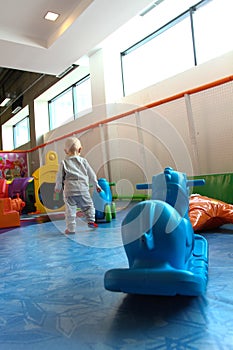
{"left": 137, "top": 179, "right": 205, "bottom": 189}
{"left": 187, "top": 179, "right": 205, "bottom": 187}
{"left": 136, "top": 183, "right": 152, "bottom": 190}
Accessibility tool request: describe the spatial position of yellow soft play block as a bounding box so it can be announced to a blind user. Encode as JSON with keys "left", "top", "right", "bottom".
{"left": 32, "top": 151, "right": 64, "bottom": 213}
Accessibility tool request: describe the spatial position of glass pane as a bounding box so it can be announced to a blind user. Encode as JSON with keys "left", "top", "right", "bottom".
{"left": 122, "top": 16, "right": 194, "bottom": 95}
{"left": 193, "top": 0, "right": 233, "bottom": 64}
{"left": 13, "top": 117, "right": 30, "bottom": 148}
{"left": 74, "top": 77, "right": 92, "bottom": 116}
{"left": 49, "top": 88, "right": 74, "bottom": 130}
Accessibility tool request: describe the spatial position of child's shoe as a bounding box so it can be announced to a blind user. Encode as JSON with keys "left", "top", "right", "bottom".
{"left": 88, "top": 222, "right": 98, "bottom": 229}
{"left": 65, "top": 229, "right": 75, "bottom": 234}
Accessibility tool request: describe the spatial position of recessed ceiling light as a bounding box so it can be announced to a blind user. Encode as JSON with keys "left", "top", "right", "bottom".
{"left": 44, "top": 11, "right": 60, "bottom": 21}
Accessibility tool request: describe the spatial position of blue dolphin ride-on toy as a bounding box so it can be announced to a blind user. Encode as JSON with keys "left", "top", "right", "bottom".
{"left": 104, "top": 167, "right": 208, "bottom": 296}
{"left": 93, "top": 178, "right": 116, "bottom": 222}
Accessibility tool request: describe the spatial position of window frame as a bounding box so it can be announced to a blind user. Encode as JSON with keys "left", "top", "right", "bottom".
{"left": 48, "top": 86, "right": 74, "bottom": 130}
{"left": 120, "top": 0, "right": 212, "bottom": 96}
{"left": 73, "top": 74, "right": 92, "bottom": 118}
{"left": 48, "top": 74, "right": 91, "bottom": 131}
{"left": 13, "top": 116, "right": 30, "bottom": 148}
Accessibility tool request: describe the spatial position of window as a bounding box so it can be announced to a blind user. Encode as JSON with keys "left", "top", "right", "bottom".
{"left": 74, "top": 76, "right": 92, "bottom": 116}
{"left": 49, "top": 88, "right": 74, "bottom": 130}
{"left": 192, "top": 0, "right": 233, "bottom": 65}
{"left": 48, "top": 75, "right": 92, "bottom": 131}
{"left": 13, "top": 116, "right": 30, "bottom": 148}
{"left": 122, "top": 14, "right": 194, "bottom": 95}
{"left": 121, "top": 0, "right": 231, "bottom": 96}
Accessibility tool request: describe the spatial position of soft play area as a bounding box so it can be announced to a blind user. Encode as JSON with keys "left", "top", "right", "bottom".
{"left": 0, "top": 150, "right": 65, "bottom": 228}
{"left": 0, "top": 150, "right": 233, "bottom": 349}
{"left": 1, "top": 77, "right": 233, "bottom": 347}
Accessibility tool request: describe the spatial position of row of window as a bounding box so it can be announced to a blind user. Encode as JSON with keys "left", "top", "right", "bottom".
{"left": 12, "top": 75, "right": 91, "bottom": 148}
{"left": 12, "top": 0, "right": 232, "bottom": 148}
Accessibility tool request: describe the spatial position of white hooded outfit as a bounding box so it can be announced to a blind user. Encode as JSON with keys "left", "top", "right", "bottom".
{"left": 55, "top": 139, "right": 98, "bottom": 232}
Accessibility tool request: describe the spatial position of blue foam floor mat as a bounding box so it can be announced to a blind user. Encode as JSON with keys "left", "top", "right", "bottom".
{"left": 0, "top": 202, "right": 233, "bottom": 349}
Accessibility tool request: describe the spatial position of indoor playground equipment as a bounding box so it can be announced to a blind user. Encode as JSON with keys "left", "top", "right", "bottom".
{"left": 8, "top": 194, "right": 25, "bottom": 213}
{"left": 0, "top": 177, "right": 35, "bottom": 214}
{"left": 0, "top": 178, "right": 26, "bottom": 229}
{"left": 189, "top": 194, "right": 233, "bottom": 231}
{"left": 0, "top": 197, "right": 21, "bottom": 228}
{"left": 0, "top": 178, "right": 8, "bottom": 198}
{"left": 93, "top": 178, "right": 116, "bottom": 222}
{"left": 0, "top": 152, "right": 28, "bottom": 179}
{"left": 8, "top": 177, "right": 35, "bottom": 213}
{"left": 32, "top": 151, "right": 64, "bottom": 213}
{"left": 104, "top": 167, "right": 208, "bottom": 296}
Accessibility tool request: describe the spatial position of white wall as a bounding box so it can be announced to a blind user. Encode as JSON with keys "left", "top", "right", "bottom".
{"left": 34, "top": 49, "right": 233, "bottom": 198}
{"left": 117, "top": 50, "right": 233, "bottom": 108}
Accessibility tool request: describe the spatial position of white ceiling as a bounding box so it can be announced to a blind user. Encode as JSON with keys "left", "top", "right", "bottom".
{"left": 0, "top": 0, "right": 153, "bottom": 76}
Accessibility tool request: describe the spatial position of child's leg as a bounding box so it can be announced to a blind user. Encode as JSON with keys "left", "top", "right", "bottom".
{"left": 78, "top": 192, "right": 96, "bottom": 223}
{"left": 64, "top": 196, "right": 77, "bottom": 232}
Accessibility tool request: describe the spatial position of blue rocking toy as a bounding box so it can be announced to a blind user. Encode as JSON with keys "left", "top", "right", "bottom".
{"left": 93, "top": 178, "right": 116, "bottom": 222}
{"left": 104, "top": 167, "right": 208, "bottom": 296}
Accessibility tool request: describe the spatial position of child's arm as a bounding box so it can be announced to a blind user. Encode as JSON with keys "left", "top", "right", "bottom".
{"left": 85, "top": 160, "right": 102, "bottom": 192}
{"left": 54, "top": 162, "right": 64, "bottom": 192}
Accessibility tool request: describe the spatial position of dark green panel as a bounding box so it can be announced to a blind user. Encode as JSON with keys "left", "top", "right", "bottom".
{"left": 189, "top": 173, "right": 233, "bottom": 204}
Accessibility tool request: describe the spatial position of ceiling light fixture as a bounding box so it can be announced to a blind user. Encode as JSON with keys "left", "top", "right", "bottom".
{"left": 56, "top": 64, "right": 79, "bottom": 79}
{"left": 44, "top": 11, "right": 60, "bottom": 21}
{"left": 139, "top": 0, "right": 165, "bottom": 16}
{"left": 0, "top": 97, "right": 11, "bottom": 107}
{"left": 12, "top": 106, "right": 22, "bottom": 114}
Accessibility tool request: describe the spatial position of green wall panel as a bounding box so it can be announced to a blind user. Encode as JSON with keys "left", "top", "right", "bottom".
{"left": 189, "top": 173, "right": 233, "bottom": 204}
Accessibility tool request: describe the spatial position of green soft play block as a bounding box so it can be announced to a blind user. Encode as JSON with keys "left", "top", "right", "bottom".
{"left": 189, "top": 173, "right": 233, "bottom": 204}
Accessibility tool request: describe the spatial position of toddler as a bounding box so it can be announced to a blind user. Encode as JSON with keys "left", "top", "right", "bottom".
{"left": 54, "top": 137, "right": 101, "bottom": 234}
